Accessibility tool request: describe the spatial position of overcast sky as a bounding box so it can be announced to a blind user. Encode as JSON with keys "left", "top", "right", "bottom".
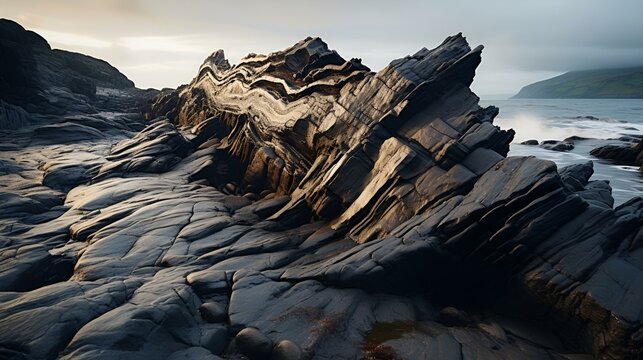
{"left": 2, "top": 0, "right": 643, "bottom": 97}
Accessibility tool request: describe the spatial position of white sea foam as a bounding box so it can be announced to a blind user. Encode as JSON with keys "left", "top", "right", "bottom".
{"left": 479, "top": 99, "right": 643, "bottom": 205}
{"left": 494, "top": 113, "right": 635, "bottom": 143}
{"left": 482, "top": 99, "right": 643, "bottom": 143}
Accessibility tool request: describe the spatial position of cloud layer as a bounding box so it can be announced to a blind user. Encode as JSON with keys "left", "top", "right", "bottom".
{"left": 2, "top": 0, "right": 642, "bottom": 96}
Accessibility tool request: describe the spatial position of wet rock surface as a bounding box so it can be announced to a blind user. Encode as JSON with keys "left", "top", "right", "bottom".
{"left": 520, "top": 139, "right": 539, "bottom": 145}
{"left": 591, "top": 137, "right": 643, "bottom": 171}
{"left": 1, "top": 22, "right": 642, "bottom": 360}
{"left": 540, "top": 139, "right": 575, "bottom": 151}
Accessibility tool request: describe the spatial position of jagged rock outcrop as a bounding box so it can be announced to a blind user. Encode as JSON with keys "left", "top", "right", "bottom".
{"left": 145, "top": 35, "right": 642, "bottom": 358}
{"left": 1, "top": 24, "right": 642, "bottom": 360}
{"left": 147, "top": 35, "right": 513, "bottom": 243}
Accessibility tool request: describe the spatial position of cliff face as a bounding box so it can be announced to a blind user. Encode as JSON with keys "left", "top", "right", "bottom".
{"left": 513, "top": 67, "right": 643, "bottom": 99}
{"left": 0, "top": 18, "right": 151, "bottom": 124}
{"left": 0, "top": 23, "right": 642, "bottom": 360}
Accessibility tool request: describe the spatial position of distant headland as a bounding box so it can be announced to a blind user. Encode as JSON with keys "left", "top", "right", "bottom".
{"left": 513, "top": 67, "right": 643, "bottom": 98}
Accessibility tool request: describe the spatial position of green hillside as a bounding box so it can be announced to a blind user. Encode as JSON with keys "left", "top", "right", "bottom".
{"left": 513, "top": 67, "right": 643, "bottom": 99}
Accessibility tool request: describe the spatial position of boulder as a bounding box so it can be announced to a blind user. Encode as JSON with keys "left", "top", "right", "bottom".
{"left": 235, "top": 328, "right": 273, "bottom": 360}
{"left": 271, "top": 340, "right": 302, "bottom": 360}
{"left": 540, "top": 140, "right": 574, "bottom": 151}
{"left": 436, "top": 307, "right": 472, "bottom": 327}
{"left": 200, "top": 302, "right": 227, "bottom": 323}
{"left": 520, "top": 139, "right": 538, "bottom": 145}
{"left": 590, "top": 138, "right": 643, "bottom": 167}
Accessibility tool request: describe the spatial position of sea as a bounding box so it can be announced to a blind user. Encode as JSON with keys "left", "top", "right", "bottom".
{"left": 479, "top": 98, "right": 643, "bottom": 205}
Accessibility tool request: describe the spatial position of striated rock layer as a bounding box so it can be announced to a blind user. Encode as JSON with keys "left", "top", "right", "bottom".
{"left": 1, "top": 26, "right": 642, "bottom": 360}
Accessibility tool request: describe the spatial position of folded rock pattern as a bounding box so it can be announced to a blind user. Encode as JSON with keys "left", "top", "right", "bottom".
{"left": 146, "top": 35, "right": 643, "bottom": 358}
{"left": 1, "top": 31, "right": 642, "bottom": 360}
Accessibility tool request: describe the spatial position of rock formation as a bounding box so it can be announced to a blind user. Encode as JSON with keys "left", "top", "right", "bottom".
{"left": 0, "top": 20, "right": 642, "bottom": 360}
{"left": 0, "top": 18, "right": 155, "bottom": 128}
{"left": 591, "top": 137, "right": 643, "bottom": 171}
{"left": 539, "top": 139, "right": 575, "bottom": 152}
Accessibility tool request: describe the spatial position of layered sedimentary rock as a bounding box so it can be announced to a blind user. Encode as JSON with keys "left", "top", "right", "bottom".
{"left": 1, "top": 23, "right": 642, "bottom": 360}
{"left": 147, "top": 35, "right": 513, "bottom": 242}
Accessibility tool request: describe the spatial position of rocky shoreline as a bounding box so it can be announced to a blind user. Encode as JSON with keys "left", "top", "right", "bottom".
{"left": 0, "top": 19, "right": 642, "bottom": 360}
{"left": 520, "top": 134, "right": 643, "bottom": 173}
{"left": 591, "top": 137, "right": 643, "bottom": 170}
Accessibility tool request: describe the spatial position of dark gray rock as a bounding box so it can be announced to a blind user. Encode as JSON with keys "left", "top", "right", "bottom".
{"left": 540, "top": 140, "right": 574, "bottom": 151}
{"left": 235, "top": 327, "right": 273, "bottom": 360}
{"left": 590, "top": 138, "right": 643, "bottom": 168}
{"left": 93, "top": 119, "right": 193, "bottom": 180}
{"left": 187, "top": 269, "right": 231, "bottom": 296}
{"left": 271, "top": 340, "right": 302, "bottom": 360}
{"left": 0, "top": 100, "right": 30, "bottom": 129}
{"left": 436, "top": 307, "right": 472, "bottom": 327}
{"left": 200, "top": 302, "right": 227, "bottom": 323}
{"left": 520, "top": 139, "right": 538, "bottom": 145}
{"left": 0, "top": 19, "right": 156, "bottom": 115}
{"left": 564, "top": 135, "right": 590, "bottom": 142}
{"left": 168, "top": 347, "right": 223, "bottom": 360}
{"left": 364, "top": 320, "right": 560, "bottom": 360}
{"left": 253, "top": 195, "right": 291, "bottom": 218}
{"left": 559, "top": 161, "right": 594, "bottom": 192}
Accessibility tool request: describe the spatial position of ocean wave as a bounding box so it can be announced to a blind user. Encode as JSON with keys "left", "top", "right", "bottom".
{"left": 571, "top": 115, "right": 626, "bottom": 123}
{"left": 495, "top": 113, "right": 642, "bottom": 143}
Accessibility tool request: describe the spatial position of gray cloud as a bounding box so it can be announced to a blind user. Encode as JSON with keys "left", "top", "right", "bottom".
{"left": 2, "top": 0, "right": 642, "bottom": 96}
